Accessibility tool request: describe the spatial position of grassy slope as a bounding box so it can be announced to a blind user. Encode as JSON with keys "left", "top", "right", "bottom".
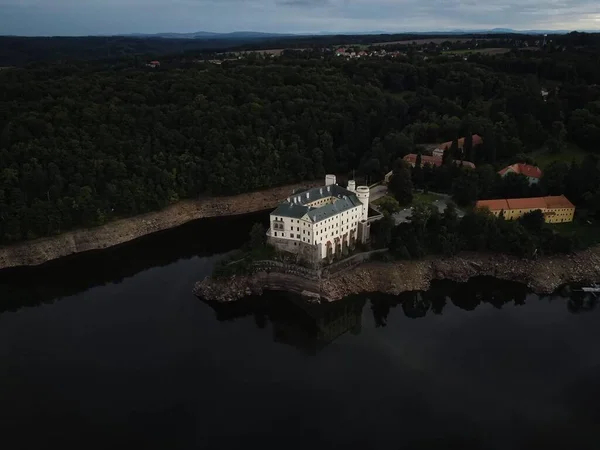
{"left": 528, "top": 143, "right": 589, "bottom": 169}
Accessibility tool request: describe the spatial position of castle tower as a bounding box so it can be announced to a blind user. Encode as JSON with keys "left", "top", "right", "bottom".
{"left": 325, "top": 174, "right": 337, "bottom": 186}
{"left": 347, "top": 180, "right": 356, "bottom": 193}
{"left": 356, "top": 186, "right": 370, "bottom": 221}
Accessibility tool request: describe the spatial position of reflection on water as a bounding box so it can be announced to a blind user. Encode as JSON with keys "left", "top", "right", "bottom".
{"left": 0, "top": 211, "right": 269, "bottom": 313}
{"left": 204, "top": 277, "right": 597, "bottom": 354}
{"left": 1, "top": 233, "right": 599, "bottom": 450}
{"left": 208, "top": 294, "right": 366, "bottom": 354}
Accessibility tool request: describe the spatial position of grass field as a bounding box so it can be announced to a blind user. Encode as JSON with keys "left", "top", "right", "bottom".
{"left": 443, "top": 47, "right": 511, "bottom": 55}
{"left": 413, "top": 192, "right": 445, "bottom": 205}
{"left": 528, "top": 144, "right": 589, "bottom": 169}
{"left": 549, "top": 218, "right": 600, "bottom": 248}
{"left": 374, "top": 192, "right": 444, "bottom": 207}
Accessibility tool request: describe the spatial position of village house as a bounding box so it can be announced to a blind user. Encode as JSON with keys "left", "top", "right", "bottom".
{"left": 403, "top": 154, "right": 476, "bottom": 169}
{"left": 146, "top": 60, "right": 160, "bottom": 68}
{"left": 266, "top": 175, "right": 375, "bottom": 261}
{"left": 384, "top": 154, "right": 475, "bottom": 183}
{"left": 498, "top": 163, "right": 543, "bottom": 184}
{"left": 432, "top": 134, "right": 483, "bottom": 158}
{"left": 475, "top": 195, "right": 575, "bottom": 223}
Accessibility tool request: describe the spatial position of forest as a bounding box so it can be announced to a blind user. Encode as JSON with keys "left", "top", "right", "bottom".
{"left": 1, "top": 32, "right": 600, "bottom": 244}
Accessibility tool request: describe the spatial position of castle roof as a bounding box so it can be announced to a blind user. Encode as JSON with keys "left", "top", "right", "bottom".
{"left": 271, "top": 184, "right": 362, "bottom": 222}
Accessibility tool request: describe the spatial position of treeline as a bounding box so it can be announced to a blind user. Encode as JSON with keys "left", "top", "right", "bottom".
{"left": 3, "top": 32, "right": 585, "bottom": 67}
{"left": 372, "top": 202, "right": 577, "bottom": 261}
{"left": 0, "top": 35, "right": 292, "bottom": 67}
{"left": 2, "top": 43, "right": 600, "bottom": 244}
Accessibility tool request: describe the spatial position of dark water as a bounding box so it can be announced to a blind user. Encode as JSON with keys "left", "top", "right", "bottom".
{"left": 1, "top": 213, "right": 599, "bottom": 450}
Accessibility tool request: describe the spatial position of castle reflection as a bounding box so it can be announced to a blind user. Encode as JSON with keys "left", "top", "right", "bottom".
{"left": 206, "top": 293, "right": 366, "bottom": 354}
{"left": 203, "top": 276, "right": 596, "bottom": 354}
{"left": 270, "top": 296, "right": 365, "bottom": 354}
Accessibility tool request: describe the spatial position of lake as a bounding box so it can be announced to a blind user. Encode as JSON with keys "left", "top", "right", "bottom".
{"left": 1, "top": 213, "right": 599, "bottom": 450}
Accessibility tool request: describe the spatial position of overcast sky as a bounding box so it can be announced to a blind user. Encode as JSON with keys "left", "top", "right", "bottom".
{"left": 2, "top": 0, "right": 599, "bottom": 36}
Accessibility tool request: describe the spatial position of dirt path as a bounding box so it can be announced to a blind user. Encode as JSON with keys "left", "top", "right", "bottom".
{"left": 0, "top": 182, "right": 319, "bottom": 270}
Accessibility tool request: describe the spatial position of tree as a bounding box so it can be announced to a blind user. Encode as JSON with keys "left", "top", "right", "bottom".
{"left": 389, "top": 158, "right": 413, "bottom": 205}
{"left": 541, "top": 161, "right": 568, "bottom": 195}
{"left": 249, "top": 223, "right": 266, "bottom": 250}
{"left": 519, "top": 210, "right": 545, "bottom": 233}
{"left": 442, "top": 146, "right": 451, "bottom": 166}
{"left": 497, "top": 173, "right": 532, "bottom": 199}
{"left": 464, "top": 133, "right": 474, "bottom": 162}
{"left": 449, "top": 138, "right": 460, "bottom": 159}
{"left": 452, "top": 170, "right": 479, "bottom": 206}
{"left": 376, "top": 196, "right": 401, "bottom": 215}
{"left": 371, "top": 213, "right": 394, "bottom": 248}
{"left": 412, "top": 153, "right": 425, "bottom": 187}
{"left": 442, "top": 201, "right": 460, "bottom": 232}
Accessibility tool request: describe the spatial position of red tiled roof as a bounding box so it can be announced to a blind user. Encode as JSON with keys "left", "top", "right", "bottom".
{"left": 438, "top": 134, "right": 483, "bottom": 150}
{"left": 476, "top": 195, "right": 575, "bottom": 212}
{"left": 544, "top": 195, "right": 575, "bottom": 209}
{"left": 507, "top": 197, "right": 547, "bottom": 210}
{"left": 457, "top": 160, "right": 476, "bottom": 169}
{"left": 498, "top": 163, "right": 543, "bottom": 179}
{"left": 476, "top": 199, "right": 509, "bottom": 211}
{"left": 403, "top": 154, "right": 476, "bottom": 169}
{"left": 404, "top": 154, "right": 442, "bottom": 167}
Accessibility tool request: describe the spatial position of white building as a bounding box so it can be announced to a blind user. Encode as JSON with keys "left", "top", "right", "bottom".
{"left": 266, "top": 175, "right": 371, "bottom": 261}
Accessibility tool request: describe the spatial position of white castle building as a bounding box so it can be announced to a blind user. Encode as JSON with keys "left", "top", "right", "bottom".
{"left": 266, "top": 175, "right": 372, "bottom": 261}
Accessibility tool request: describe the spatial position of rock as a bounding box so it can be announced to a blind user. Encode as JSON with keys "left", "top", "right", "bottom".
{"left": 195, "top": 248, "right": 600, "bottom": 304}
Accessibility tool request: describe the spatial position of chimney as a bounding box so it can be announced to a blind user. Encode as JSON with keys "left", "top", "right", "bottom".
{"left": 306, "top": 192, "right": 310, "bottom": 199}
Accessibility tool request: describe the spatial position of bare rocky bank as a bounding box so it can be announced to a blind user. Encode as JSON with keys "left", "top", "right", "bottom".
{"left": 194, "top": 247, "right": 600, "bottom": 303}
{"left": 0, "top": 182, "right": 318, "bottom": 270}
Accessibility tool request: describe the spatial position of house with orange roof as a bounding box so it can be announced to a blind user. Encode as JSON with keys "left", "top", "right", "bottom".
{"left": 498, "top": 163, "right": 543, "bottom": 184}
{"left": 433, "top": 134, "right": 483, "bottom": 158}
{"left": 402, "top": 154, "right": 476, "bottom": 169}
{"left": 475, "top": 195, "right": 575, "bottom": 223}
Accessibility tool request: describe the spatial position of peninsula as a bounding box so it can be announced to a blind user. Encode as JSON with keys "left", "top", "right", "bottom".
{"left": 194, "top": 173, "right": 600, "bottom": 303}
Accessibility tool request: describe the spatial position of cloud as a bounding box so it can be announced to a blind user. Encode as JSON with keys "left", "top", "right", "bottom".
{"left": 0, "top": 0, "right": 598, "bottom": 35}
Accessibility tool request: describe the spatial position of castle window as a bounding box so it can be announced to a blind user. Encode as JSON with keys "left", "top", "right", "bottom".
{"left": 296, "top": 234, "right": 300, "bottom": 239}
{"left": 274, "top": 232, "right": 277, "bottom": 237}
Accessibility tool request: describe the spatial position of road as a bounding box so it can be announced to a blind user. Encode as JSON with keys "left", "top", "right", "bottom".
{"left": 393, "top": 198, "right": 465, "bottom": 225}
{"left": 368, "top": 185, "right": 464, "bottom": 225}
{"left": 369, "top": 184, "right": 388, "bottom": 202}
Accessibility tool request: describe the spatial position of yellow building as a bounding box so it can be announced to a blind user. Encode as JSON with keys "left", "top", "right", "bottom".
{"left": 475, "top": 195, "right": 575, "bottom": 223}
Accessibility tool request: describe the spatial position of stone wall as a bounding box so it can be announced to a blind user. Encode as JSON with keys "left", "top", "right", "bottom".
{"left": 252, "top": 260, "right": 321, "bottom": 280}
{"left": 323, "top": 249, "right": 389, "bottom": 277}
{"left": 267, "top": 236, "right": 320, "bottom": 266}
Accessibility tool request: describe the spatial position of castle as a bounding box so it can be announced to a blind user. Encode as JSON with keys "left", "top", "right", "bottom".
{"left": 266, "top": 175, "right": 373, "bottom": 262}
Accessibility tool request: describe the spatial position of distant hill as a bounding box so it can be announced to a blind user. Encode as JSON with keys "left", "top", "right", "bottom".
{"left": 125, "top": 31, "right": 294, "bottom": 39}
{"left": 118, "top": 28, "right": 577, "bottom": 39}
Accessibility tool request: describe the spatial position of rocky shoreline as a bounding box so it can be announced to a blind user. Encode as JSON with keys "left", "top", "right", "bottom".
{"left": 0, "top": 181, "right": 319, "bottom": 270}
{"left": 194, "top": 247, "right": 600, "bottom": 302}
